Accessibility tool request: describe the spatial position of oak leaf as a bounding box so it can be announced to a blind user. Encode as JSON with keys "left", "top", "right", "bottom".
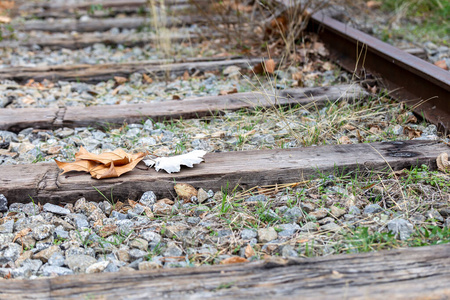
{"left": 55, "top": 146, "right": 147, "bottom": 179}
{"left": 244, "top": 244, "right": 255, "bottom": 258}
{"left": 220, "top": 256, "right": 249, "bottom": 264}
{"left": 144, "top": 150, "right": 206, "bottom": 173}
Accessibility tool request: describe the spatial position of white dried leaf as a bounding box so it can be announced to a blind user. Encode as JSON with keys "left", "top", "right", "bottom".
{"left": 143, "top": 150, "right": 206, "bottom": 173}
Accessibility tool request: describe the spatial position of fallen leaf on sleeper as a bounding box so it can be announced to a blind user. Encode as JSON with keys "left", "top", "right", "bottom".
{"left": 220, "top": 256, "right": 249, "bottom": 264}
{"left": 55, "top": 146, "right": 147, "bottom": 179}
{"left": 144, "top": 150, "right": 206, "bottom": 173}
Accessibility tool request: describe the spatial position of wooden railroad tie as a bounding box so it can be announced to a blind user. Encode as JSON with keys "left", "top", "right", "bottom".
{"left": 0, "top": 243, "right": 449, "bottom": 298}
{"left": 0, "top": 85, "right": 365, "bottom": 132}
{"left": 0, "top": 140, "right": 445, "bottom": 205}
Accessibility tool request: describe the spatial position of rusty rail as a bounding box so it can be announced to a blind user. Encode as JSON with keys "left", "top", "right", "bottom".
{"left": 309, "top": 11, "right": 450, "bottom": 134}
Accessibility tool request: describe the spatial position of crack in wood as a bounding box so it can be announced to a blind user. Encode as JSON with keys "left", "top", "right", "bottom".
{"left": 52, "top": 106, "right": 67, "bottom": 127}
{"left": 37, "top": 168, "right": 61, "bottom": 193}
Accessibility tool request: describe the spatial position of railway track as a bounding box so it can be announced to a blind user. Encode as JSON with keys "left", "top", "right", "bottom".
{"left": 0, "top": 0, "right": 449, "bottom": 297}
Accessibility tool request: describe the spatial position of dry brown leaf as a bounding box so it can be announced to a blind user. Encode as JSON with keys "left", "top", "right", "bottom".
{"left": 244, "top": 244, "right": 255, "bottom": 258}
{"left": 0, "top": 1, "right": 14, "bottom": 10}
{"left": 221, "top": 256, "right": 249, "bottom": 264}
{"left": 369, "top": 126, "right": 382, "bottom": 135}
{"left": 182, "top": 70, "right": 190, "bottom": 81}
{"left": 342, "top": 124, "right": 356, "bottom": 131}
{"left": 158, "top": 198, "right": 175, "bottom": 205}
{"left": 174, "top": 183, "right": 197, "bottom": 200}
{"left": 253, "top": 59, "right": 276, "bottom": 75}
{"left": 403, "top": 126, "right": 422, "bottom": 139}
{"left": 338, "top": 136, "right": 352, "bottom": 144}
{"left": 391, "top": 169, "right": 408, "bottom": 177}
{"left": 367, "top": 1, "right": 382, "bottom": 9}
{"left": 219, "top": 88, "right": 238, "bottom": 95}
{"left": 437, "top": 153, "right": 450, "bottom": 173}
{"left": 143, "top": 73, "right": 153, "bottom": 83}
{"left": 114, "top": 76, "right": 127, "bottom": 84}
{"left": 322, "top": 62, "right": 333, "bottom": 71}
{"left": 13, "top": 228, "right": 31, "bottom": 243}
{"left": 55, "top": 146, "right": 146, "bottom": 179}
{"left": 434, "top": 60, "right": 448, "bottom": 70}
{"left": 264, "top": 59, "right": 276, "bottom": 74}
{"left": 313, "top": 42, "right": 329, "bottom": 56}
{"left": 0, "top": 15, "right": 10, "bottom": 23}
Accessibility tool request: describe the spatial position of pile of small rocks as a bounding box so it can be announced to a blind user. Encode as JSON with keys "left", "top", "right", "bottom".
{"left": 1, "top": 173, "right": 449, "bottom": 280}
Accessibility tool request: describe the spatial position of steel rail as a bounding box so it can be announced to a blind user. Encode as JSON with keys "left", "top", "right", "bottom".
{"left": 309, "top": 11, "right": 450, "bottom": 133}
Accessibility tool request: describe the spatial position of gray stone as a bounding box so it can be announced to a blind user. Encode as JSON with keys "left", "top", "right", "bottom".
{"left": 258, "top": 228, "right": 278, "bottom": 243}
{"left": 139, "top": 191, "right": 157, "bottom": 208}
{"left": 392, "top": 125, "right": 403, "bottom": 135}
{"left": 129, "top": 238, "right": 149, "bottom": 251}
{"left": 88, "top": 208, "right": 106, "bottom": 222}
{"left": 137, "top": 137, "right": 156, "bottom": 146}
{"left": 128, "top": 258, "right": 144, "bottom": 270}
{"left": 0, "top": 220, "right": 14, "bottom": 233}
{"left": 438, "top": 208, "right": 450, "bottom": 218}
{"left": 21, "top": 203, "right": 39, "bottom": 216}
{"left": 129, "top": 249, "right": 147, "bottom": 261}
{"left": 300, "top": 222, "right": 318, "bottom": 232}
{"left": 283, "top": 207, "right": 303, "bottom": 222}
{"left": 241, "top": 229, "right": 257, "bottom": 240}
{"left": 0, "top": 131, "right": 18, "bottom": 142}
{"left": 444, "top": 218, "right": 450, "bottom": 228}
{"left": 116, "top": 219, "right": 134, "bottom": 234}
{"left": 33, "top": 245, "right": 61, "bottom": 263}
{"left": 66, "top": 254, "right": 97, "bottom": 273}
{"left": 318, "top": 217, "right": 335, "bottom": 225}
{"left": 111, "top": 211, "right": 128, "bottom": 220}
{"left": 0, "top": 243, "right": 22, "bottom": 264}
{"left": 22, "top": 258, "right": 42, "bottom": 274}
{"left": 281, "top": 245, "right": 298, "bottom": 257}
{"left": 32, "top": 225, "right": 54, "bottom": 241}
{"left": 321, "top": 222, "right": 341, "bottom": 233}
{"left": 41, "top": 265, "right": 74, "bottom": 276}
{"left": 331, "top": 206, "right": 346, "bottom": 218}
{"left": 104, "top": 261, "right": 121, "bottom": 272}
{"left": 43, "top": 203, "right": 70, "bottom": 215}
{"left": 277, "top": 223, "right": 301, "bottom": 237}
{"left": 197, "top": 188, "right": 209, "bottom": 203}
{"left": 139, "top": 261, "right": 162, "bottom": 270}
{"left": 0, "top": 194, "right": 8, "bottom": 212}
{"left": 348, "top": 205, "right": 361, "bottom": 215}
{"left": 164, "top": 245, "right": 183, "bottom": 257}
{"left": 74, "top": 216, "right": 89, "bottom": 229}
{"left": 187, "top": 217, "right": 201, "bottom": 225}
{"left": 425, "top": 209, "right": 444, "bottom": 222}
{"left": 86, "top": 261, "right": 109, "bottom": 273}
{"left": 300, "top": 202, "right": 315, "bottom": 213}
{"left": 141, "top": 231, "right": 161, "bottom": 243}
{"left": 99, "top": 201, "right": 113, "bottom": 216}
{"left": 54, "top": 228, "right": 69, "bottom": 240}
{"left": 309, "top": 209, "right": 328, "bottom": 220}
{"left": 143, "top": 119, "right": 154, "bottom": 131}
{"left": 48, "top": 252, "right": 65, "bottom": 267}
{"left": 387, "top": 219, "right": 414, "bottom": 240}
{"left": 364, "top": 204, "right": 383, "bottom": 215}
{"left": 0, "top": 233, "right": 14, "bottom": 244}
{"left": 245, "top": 194, "right": 267, "bottom": 203}
{"left": 217, "top": 229, "right": 232, "bottom": 238}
